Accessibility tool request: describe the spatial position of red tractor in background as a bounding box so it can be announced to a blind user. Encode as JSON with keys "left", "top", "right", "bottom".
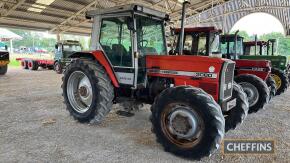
{"left": 220, "top": 34, "right": 276, "bottom": 100}
{"left": 171, "top": 27, "right": 269, "bottom": 114}
{"left": 61, "top": 3, "right": 249, "bottom": 160}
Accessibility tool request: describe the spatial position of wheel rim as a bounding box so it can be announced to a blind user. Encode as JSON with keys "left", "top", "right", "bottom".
{"left": 55, "top": 63, "right": 61, "bottom": 72}
{"left": 239, "top": 82, "right": 259, "bottom": 107}
{"left": 67, "top": 71, "right": 93, "bottom": 113}
{"left": 160, "top": 103, "right": 204, "bottom": 148}
{"left": 271, "top": 74, "right": 282, "bottom": 90}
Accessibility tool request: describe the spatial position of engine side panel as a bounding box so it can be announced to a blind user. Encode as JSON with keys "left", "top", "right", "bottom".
{"left": 235, "top": 59, "right": 271, "bottom": 80}
{"left": 146, "top": 55, "right": 226, "bottom": 101}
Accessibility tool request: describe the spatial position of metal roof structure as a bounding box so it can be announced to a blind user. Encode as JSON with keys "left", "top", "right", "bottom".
{"left": 0, "top": 0, "right": 227, "bottom": 35}
{"left": 185, "top": 0, "right": 290, "bottom": 35}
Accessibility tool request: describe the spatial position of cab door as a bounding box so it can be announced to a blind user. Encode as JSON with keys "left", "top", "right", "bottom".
{"left": 99, "top": 16, "right": 137, "bottom": 87}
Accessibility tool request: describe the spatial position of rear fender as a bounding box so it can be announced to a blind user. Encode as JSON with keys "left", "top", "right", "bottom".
{"left": 69, "top": 51, "right": 119, "bottom": 87}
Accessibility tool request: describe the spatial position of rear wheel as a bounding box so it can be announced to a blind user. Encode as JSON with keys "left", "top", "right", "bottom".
{"left": 28, "top": 60, "right": 39, "bottom": 70}
{"left": 0, "top": 65, "right": 8, "bottom": 75}
{"left": 21, "top": 60, "right": 28, "bottom": 69}
{"left": 235, "top": 74, "right": 269, "bottom": 114}
{"left": 151, "top": 86, "right": 224, "bottom": 160}
{"left": 54, "top": 62, "right": 62, "bottom": 74}
{"left": 271, "top": 68, "right": 288, "bottom": 95}
{"left": 224, "top": 83, "right": 249, "bottom": 132}
{"left": 62, "top": 59, "right": 114, "bottom": 124}
{"left": 266, "top": 76, "right": 276, "bottom": 101}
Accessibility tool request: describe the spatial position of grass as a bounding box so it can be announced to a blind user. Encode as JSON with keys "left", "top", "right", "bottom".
{"left": 8, "top": 59, "right": 20, "bottom": 67}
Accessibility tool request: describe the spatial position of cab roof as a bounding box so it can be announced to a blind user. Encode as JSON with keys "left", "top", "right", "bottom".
{"left": 244, "top": 41, "right": 268, "bottom": 46}
{"left": 174, "top": 27, "right": 222, "bottom": 34}
{"left": 86, "top": 4, "right": 169, "bottom": 20}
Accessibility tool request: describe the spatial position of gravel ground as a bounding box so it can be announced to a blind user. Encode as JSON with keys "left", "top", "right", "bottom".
{"left": 0, "top": 67, "right": 290, "bottom": 163}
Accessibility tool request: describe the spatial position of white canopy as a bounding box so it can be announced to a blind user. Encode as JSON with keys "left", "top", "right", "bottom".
{"left": 0, "top": 28, "right": 22, "bottom": 41}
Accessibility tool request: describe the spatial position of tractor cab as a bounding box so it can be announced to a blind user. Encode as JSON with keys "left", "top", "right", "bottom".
{"left": 54, "top": 40, "right": 82, "bottom": 61}
{"left": 220, "top": 34, "right": 244, "bottom": 59}
{"left": 54, "top": 40, "right": 82, "bottom": 74}
{"left": 243, "top": 41, "right": 268, "bottom": 56}
{"left": 87, "top": 4, "right": 168, "bottom": 87}
{"left": 171, "top": 27, "right": 221, "bottom": 57}
{"left": 267, "top": 39, "right": 277, "bottom": 56}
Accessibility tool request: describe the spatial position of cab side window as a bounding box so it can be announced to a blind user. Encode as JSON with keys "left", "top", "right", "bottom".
{"left": 100, "top": 17, "right": 132, "bottom": 67}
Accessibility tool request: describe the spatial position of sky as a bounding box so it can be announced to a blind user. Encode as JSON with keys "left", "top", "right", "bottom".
{"left": 231, "top": 13, "right": 285, "bottom": 36}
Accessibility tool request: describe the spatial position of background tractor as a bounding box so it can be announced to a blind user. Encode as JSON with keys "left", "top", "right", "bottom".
{"left": 62, "top": 3, "right": 248, "bottom": 160}
{"left": 54, "top": 40, "right": 82, "bottom": 74}
{"left": 171, "top": 27, "right": 269, "bottom": 114}
{"left": 241, "top": 40, "right": 289, "bottom": 95}
{"left": 220, "top": 33, "right": 276, "bottom": 100}
{"left": 0, "top": 44, "right": 9, "bottom": 75}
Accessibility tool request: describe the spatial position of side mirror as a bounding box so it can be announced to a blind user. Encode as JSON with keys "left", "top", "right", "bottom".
{"left": 4, "top": 45, "right": 8, "bottom": 50}
{"left": 55, "top": 44, "right": 58, "bottom": 49}
{"left": 127, "top": 17, "right": 135, "bottom": 31}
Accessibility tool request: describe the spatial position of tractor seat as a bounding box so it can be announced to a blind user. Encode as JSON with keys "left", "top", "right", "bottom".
{"left": 112, "top": 44, "right": 131, "bottom": 66}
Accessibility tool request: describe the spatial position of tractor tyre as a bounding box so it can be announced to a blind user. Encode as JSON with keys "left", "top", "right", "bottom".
{"left": 0, "top": 65, "right": 8, "bottom": 75}
{"left": 266, "top": 76, "right": 276, "bottom": 101}
{"left": 28, "top": 60, "right": 39, "bottom": 71}
{"left": 151, "top": 86, "right": 224, "bottom": 160}
{"left": 224, "top": 83, "right": 249, "bottom": 132}
{"left": 62, "top": 59, "right": 114, "bottom": 124}
{"left": 235, "top": 74, "right": 269, "bottom": 114}
{"left": 270, "top": 68, "right": 288, "bottom": 95}
{"left": 21, "top": 60, "right": 28, "bottom": 69}
{"left": 54, "top": 62, "right": 63, "bottom": 74}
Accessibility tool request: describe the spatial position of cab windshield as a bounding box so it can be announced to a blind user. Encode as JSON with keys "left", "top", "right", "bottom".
{"left": 63, "top": 44, "right": 82, "bottom": 52}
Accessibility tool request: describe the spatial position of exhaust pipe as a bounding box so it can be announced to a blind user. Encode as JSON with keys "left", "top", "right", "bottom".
{"left": 234, "top": 30, "right": 239, "bottom": 60}
{"left": 178, "top": 1, "right": 190, "bottom": 55}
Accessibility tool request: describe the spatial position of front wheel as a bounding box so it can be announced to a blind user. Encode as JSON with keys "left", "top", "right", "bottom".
{"left": 54, "top": 62, "right": 62, "bottom": 74}
{"left": 271, "top": 68, "right": 288, "bottom": 95}
{"left": 0, "top": 65, "right": 8, "bottom": 75}
{"left": 62, "top": 59, "right": 114, "bottom": 124}
{"left": 224, "top": 83, "right": 249, "bottom": 132}
{"left": 235, "top": 74, "right": 269, "bottom": 114}
{"left": 151, "top": 86, "right": 224, "bottom": 160}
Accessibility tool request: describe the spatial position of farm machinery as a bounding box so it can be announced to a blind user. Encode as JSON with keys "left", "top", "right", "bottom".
{"left": 0, "top": 44, "right": 9, "bottom": 75}
{"left": 54, "top": 40, "right": 82, "bottom": 74}
{"left": 220, "top": 34, "right": 276, "bottom": 100}
{"left": 241, "top": 40, "right": 289, "bottom": 95}
{"left": 61, "top": 3, "right": 249, "bottom": 159}
{"left": 171, "top": 27, "right": 269, "bottom": 113}
{"left": 17, "top": 58, "right": 54, "bottom": 71}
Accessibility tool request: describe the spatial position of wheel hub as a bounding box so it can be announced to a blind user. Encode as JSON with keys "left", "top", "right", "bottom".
{"left": 67, "top": 71, "right": 93, "bottom": 113}
{"left": 79, "top": 86, "right": 88, "bottom": 97}
{"left": 168, "top": 108, "right": 198, "bottom": 140}
{"left": 271, "top": 74, "right": 282, "bottom": 90}
{"left": 239, "top": 82, "right": 259, "bottom": 107}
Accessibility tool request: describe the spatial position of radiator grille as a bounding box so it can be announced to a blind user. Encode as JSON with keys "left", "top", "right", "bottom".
{"left": 221, "top": 62, "right": 235, "bottom": 100}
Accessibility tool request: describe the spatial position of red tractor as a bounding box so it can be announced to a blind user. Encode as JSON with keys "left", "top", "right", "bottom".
{"left": 171, "top": 27, "right": 270, "bottom": 114}
{"left": 62, "top": 3, "right": 248, "bottom": 159}
{"left": 220, "top": 34, "right": 276, "bottom": 100}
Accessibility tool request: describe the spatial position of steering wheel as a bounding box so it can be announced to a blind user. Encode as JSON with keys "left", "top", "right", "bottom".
{"left": 138, "top": 40, "right": 148, "bottom": 48}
